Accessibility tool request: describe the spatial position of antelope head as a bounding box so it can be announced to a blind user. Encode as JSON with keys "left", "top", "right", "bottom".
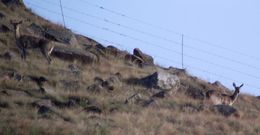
{"left": 233, "top": 82, "right": 243, "bottom": 94}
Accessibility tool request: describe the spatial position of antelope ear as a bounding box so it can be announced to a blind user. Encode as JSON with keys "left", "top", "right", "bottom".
{"left": 233, "top": 82, "right": 236, "bottom": 87}
{"left": 239, "top": 84, "right": 244, "bottom": 88}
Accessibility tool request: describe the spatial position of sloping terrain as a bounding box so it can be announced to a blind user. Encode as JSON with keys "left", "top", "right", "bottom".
{"left": 1, "top": 1, "right": 260, "bottom": 135}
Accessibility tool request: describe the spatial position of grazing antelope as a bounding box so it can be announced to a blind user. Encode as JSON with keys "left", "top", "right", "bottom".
{"left": 206, "top": 83, "right": 243, "bottom": 106}
{"left": 11, "top": 20, "right": 54, "bottom": 64}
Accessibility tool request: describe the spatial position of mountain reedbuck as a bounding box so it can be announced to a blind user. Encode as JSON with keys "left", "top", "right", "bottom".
{"left": 206, "top": 83, "right": 243, "bottom": 106}
{"left": 11, "top": 20, "right": 54, "bottom": 64}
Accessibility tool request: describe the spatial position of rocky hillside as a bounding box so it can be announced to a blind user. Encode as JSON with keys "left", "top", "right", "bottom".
{"left": 1, "top": 1, "right": 260, "bottom": 135}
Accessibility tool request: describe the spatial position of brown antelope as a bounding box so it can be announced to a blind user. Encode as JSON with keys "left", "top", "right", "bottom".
{"left": 11, "top": 20, "right": 54, "bottom": 64}
{"left": 206, "top": 83, "right": 243, "bottom": 106}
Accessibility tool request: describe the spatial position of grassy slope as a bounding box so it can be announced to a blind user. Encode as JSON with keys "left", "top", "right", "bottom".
{"left": 0, "top": 2, "right": 260, "bottom": 135}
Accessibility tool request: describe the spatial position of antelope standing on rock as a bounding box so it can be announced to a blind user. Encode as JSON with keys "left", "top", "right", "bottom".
{"left": 206, "top": 83, "right": 243, "bottom": 106}
{"left": 11, "top": 20, "right": 54, "bottom": 64}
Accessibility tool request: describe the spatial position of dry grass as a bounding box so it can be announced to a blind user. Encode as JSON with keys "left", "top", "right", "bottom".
{"left": 1, "top": 2, "right": 260, "bottom": 135}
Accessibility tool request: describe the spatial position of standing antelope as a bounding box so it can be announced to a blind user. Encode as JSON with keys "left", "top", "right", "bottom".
{"left": 206, "top": 83, "right": 243, "bottom": 106}
{"left": 11, "top": 20, "right": 54, "bottom": 64}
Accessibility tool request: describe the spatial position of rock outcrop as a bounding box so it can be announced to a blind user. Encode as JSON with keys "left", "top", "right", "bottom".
{"left": 140, "top": 69, "right": 180, "bottom": 90}
{"left": 133, "top": 48, "right": 154, "bottom": 66}
{"left": 52, "top": 46, "right": 98, "bottom": 64}
{"left": 44, "top": 26, "right": 78, "bottom": 46}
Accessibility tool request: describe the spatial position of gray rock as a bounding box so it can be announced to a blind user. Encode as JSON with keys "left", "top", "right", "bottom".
{"left": 28, "top": 23, "right": 44, "bottom": 36}
{"left": 124, "top": 54, "right": 144, "bottom": 67}
{"left": 141, "top": 69, "right": 180, "bottom": 90}
{"left": 185, "top": 86, "right": 205, "bottom": 100}
{"left": 52, "top": 46, "right": 98, "bottom": 64}
{"left": 212, "top": 81, "right": 229, "bottom": 91}
{"left": 75, "top": 34, "right": 100, "bottom": 47}
{"left": 133, "top": 48, "right": 154, "bottom": 66}
{"left": 84, "top": 44, "right": 106, "bottom": 58}
{"left": 106, "top": 45, "right": 130, "bottom": 59}
{"left": 44, "top": 26, "right": 78, "bottom": 45}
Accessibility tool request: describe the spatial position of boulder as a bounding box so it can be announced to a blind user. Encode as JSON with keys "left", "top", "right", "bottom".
{"left": 140, "top": 69, "right": 180, "bottom": 90}
{"left": 44, "top": 26, "right": 77, "bottom": 46}
{"left": 75, "top": 34, "right": 100, "bottom": 47}
{"left": 85, "top": 44, "right": 106, "bottom": 57}
{"left": 28, "top": 23, "right": 45, "bottom": 36}
{"left": 124, "top": 54, "right": 144, "bottom": 67}
{"left": 52, "top": 46, "right": 98, "bottom": 64}
{"left": 185, "top": 86, "right": 205, "bottom": 100}
{"left": 211, "top": 105, "right": 238, "bottom": 117}
{"left": 212, "top": 81, "right": 229, "bottom": 91}
{"left": 133, "top": 48, "right": 154, "bottom": 66}
{"left": 106, "top": 45, "right": 130, "bottom": 59}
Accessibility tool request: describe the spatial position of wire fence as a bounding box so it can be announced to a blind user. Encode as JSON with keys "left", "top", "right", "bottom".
{"left": 29, "top": 0, "right": 260, "bottom": 72}
{"left": 25, "top": 0, "right": 260, "bottom": 93}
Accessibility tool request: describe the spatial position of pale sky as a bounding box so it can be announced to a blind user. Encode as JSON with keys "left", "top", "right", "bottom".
{"left": 23, "top": 0, "right": 260, "bottom": 96}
